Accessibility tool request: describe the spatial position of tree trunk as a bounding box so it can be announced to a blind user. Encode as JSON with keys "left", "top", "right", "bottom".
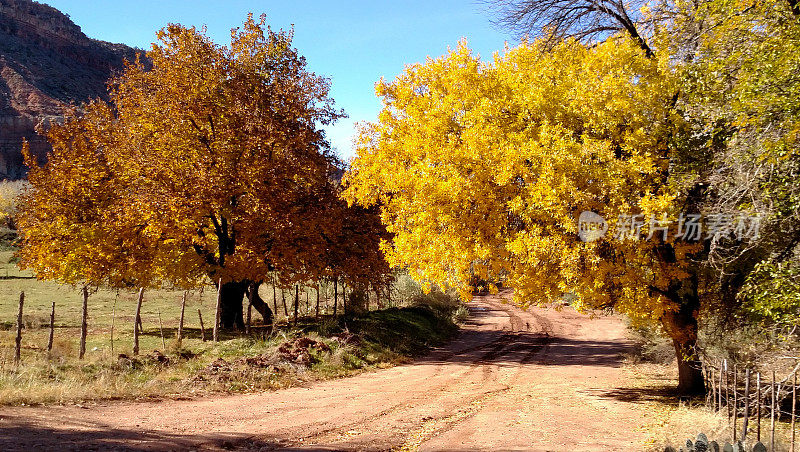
{"left": 333, "top": 278, "right": 338, "bottom": 316}
{"left": 672, "top": 336, "right": 705, "bottom": 395}
{"left": 79, "top": 286, "right": 88, "bottom": 360}
{"left": 219, "top": 280, "right": 248, "bottom": 330}
{"left": 661, "top": 294, "right": 706, "bottom": 395}
{"left": 246, "top": 282, "right": 273, "bottom": 325}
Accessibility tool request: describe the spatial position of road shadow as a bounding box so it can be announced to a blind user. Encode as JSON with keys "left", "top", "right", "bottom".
{"left": 0, "top": 414, "right": 331, "bottom": 451}
{"left": 420, "top": 327, "right": 633, "bottom": 368}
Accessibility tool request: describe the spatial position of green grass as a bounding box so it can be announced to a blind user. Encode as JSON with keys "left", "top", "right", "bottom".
{"left": 0, "top": 253, "right": 465, "bottom": 405}
{"left": 350, "top": 306, "right": 461, "bottom": 356}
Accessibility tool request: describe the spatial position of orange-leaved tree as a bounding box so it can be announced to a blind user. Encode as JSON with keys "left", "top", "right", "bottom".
{"left": 18, "top": 14, "right": 353, "bottom": 328}
{"left": 344, "top": 37, "right": 717, "bottom": 393}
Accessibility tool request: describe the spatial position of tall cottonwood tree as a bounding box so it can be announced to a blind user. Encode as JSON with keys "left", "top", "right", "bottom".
{"left": 18, "top": 15, "right": 351, "bottom": 328}
{"left": 344, "top": 37, "right": 724, "bottom": 394}
{"left": 348, "top": 0, "right": 799, "bottom": 394}
{"left": 495, "top": 0, "right": 800, "bottom": 360}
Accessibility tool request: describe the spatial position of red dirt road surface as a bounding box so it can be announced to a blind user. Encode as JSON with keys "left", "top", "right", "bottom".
{"left": 0, "top": 292, "right": 653, "bottom": 451}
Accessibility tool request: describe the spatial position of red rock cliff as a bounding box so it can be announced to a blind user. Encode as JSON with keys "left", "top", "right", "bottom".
{"left": 0, "top": 0, "right": 138, "bottom": 178}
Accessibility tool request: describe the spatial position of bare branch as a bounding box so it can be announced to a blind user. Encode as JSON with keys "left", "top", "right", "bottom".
{"left": 486, "top": 0, "right": 653, "bottom": 56}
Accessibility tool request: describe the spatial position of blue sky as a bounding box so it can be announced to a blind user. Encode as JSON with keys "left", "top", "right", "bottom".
{"left": 42, "top": 1, "right": 516, "bottom": 160}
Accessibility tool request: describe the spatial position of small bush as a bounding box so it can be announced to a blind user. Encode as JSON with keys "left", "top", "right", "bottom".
{"left": 627, "top": 322, "right": 674, "bottom": 364}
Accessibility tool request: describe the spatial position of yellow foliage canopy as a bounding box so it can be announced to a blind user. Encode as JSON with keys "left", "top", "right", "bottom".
{"left": 345, "top": 37, "right": 689, "bottom": 323}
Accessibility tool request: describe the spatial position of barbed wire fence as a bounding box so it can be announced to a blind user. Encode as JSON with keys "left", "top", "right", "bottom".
{"left": 5, "top": 278, "right": 410, "bottom": 365}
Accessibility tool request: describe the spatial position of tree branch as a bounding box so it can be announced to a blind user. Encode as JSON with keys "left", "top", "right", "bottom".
{"left": 487, "top": 0, "right": 653, "bottom": 57}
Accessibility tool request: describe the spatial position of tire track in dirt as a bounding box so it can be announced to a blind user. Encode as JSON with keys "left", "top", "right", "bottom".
{"left": 295, "top": 302, "right": 521, "bottom": 447}
{"left": 417, "top": 296, "right": 648, "bottom": 451}
{"left": 478, "top": 301, "right": 553, "bottom": 366}
{"left": 396, "top": 386, "right": 511, "bottom": 452}
{"left": 386, "top": 298, "right": 554, "bottom": 447}
{"left": 295, "top": 362, "right": 501, "bottom": 447}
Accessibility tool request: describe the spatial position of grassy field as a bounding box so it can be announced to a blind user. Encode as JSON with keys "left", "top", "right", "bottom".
{"left": 0, "top": 251, "right": 466, "bottom": 405}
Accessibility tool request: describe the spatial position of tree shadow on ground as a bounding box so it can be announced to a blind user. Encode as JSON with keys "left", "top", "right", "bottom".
{"left": 0, "top": 414, "right": 330, "bottom": 451}
{"left": 580, "top": 385, "right": 692, "bottom": 406}
{"left": 419, "top": 324, "right": 634, "bottom": 369}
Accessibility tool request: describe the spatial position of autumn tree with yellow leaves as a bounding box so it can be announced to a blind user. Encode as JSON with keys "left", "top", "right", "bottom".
{"left": 467, "top": 0, "right": 800, "bottom": 395}
{"left": 18, "top": 14, "right": 390, "bottom": 329}
{"left": 343, "top": 36, "right": 722, "bottom": 393}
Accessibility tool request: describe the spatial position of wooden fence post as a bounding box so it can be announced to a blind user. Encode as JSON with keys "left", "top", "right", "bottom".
{"left": 133, "top": 287, "right": 144, "bottom": 355}
{"left": 711, "top": 366, "right": 719, "bottom": 413}
{"left": 213, "top": 278, "right": 222, "bottom": 342}
{"left": 333, "top": 278, "right": 338, "bottom": 316}
{"left": 246, "top": 302, "right": 252, "bottom": 335}
{"left": 772, "top": 370, "right": 777, "bottom": 452}
{"left": 294, "top": 285, "right": 299, "bottom": 325}
{"left": 711, "top": 365, "right": 717, "bottom": 411}
{"left": 198, "top": 309, "right": 206, "bottom": 342}
{"left": 246, "top": 284, "right": 254, "bottom": 335}
{"left": 14, "top": 291, "right": 23, "bottom": 364}
{"left": 743, "top": 368, "right": 750, "bottom": 440}
{"left": 733, "top": 365, "right": 738, "bottom": 442}
{"left": 157, "top": 309, "right": 166, "bottom": 350}
{"left": 178, "top": 290, "right": 187, "bottom": 343}
{"left": 47, "top": 301, "right": 55, "bottom": 356}
{"left": 719, "top": 361, "right": 724, "bottom": 412}
{"left": 281, "top": 289, "right": 288, "bottom": 317}
{"left": 137, "top": 298, "right": 143, "bottom": 333}
{"left": 110, "top": 295, "right": 116, "bottom": 354}
{"left": 705, "top": 365, "right": 712, "bottom": 409}
{"left": 725, "top": 360, "right": 731, "bottom": 422}
{"left": 316, "top": 284, "right": 320, "bottom": 318}
{"left": 793, "top": 372, "right": 797, "bottom": 452}
{"left": 272, "top": 283, "right": 278, "bottom": 319}
{"left": 757, "top": 372, "right": 762, "bottom": 442}
{"left": 79, "top": 286, "right": 88, "bottom": 360}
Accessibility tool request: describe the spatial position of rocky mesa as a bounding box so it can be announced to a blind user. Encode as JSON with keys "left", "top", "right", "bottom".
{"left": 0, "top": 0, "right": 138, "bottom": 179}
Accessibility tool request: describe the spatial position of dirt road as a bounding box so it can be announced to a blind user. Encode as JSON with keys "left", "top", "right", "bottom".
{"left": 0, "top": 292, "right": 653, "bottom": 451}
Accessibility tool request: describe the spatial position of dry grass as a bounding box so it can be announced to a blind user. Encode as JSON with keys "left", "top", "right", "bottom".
{"left": 0, "top": 338, "right": 271, "bottom": 405}
{"left": 623, "top": 314, "right": 799, "bottom": 450}
{"left": 0, "top": 317, "right": 455, "bottom": 406}
{"left": 0, "top": 252, "right": 463, "bottom": 406}
{"left": 626, "top": 361, "right": 797, "bottom": 451}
